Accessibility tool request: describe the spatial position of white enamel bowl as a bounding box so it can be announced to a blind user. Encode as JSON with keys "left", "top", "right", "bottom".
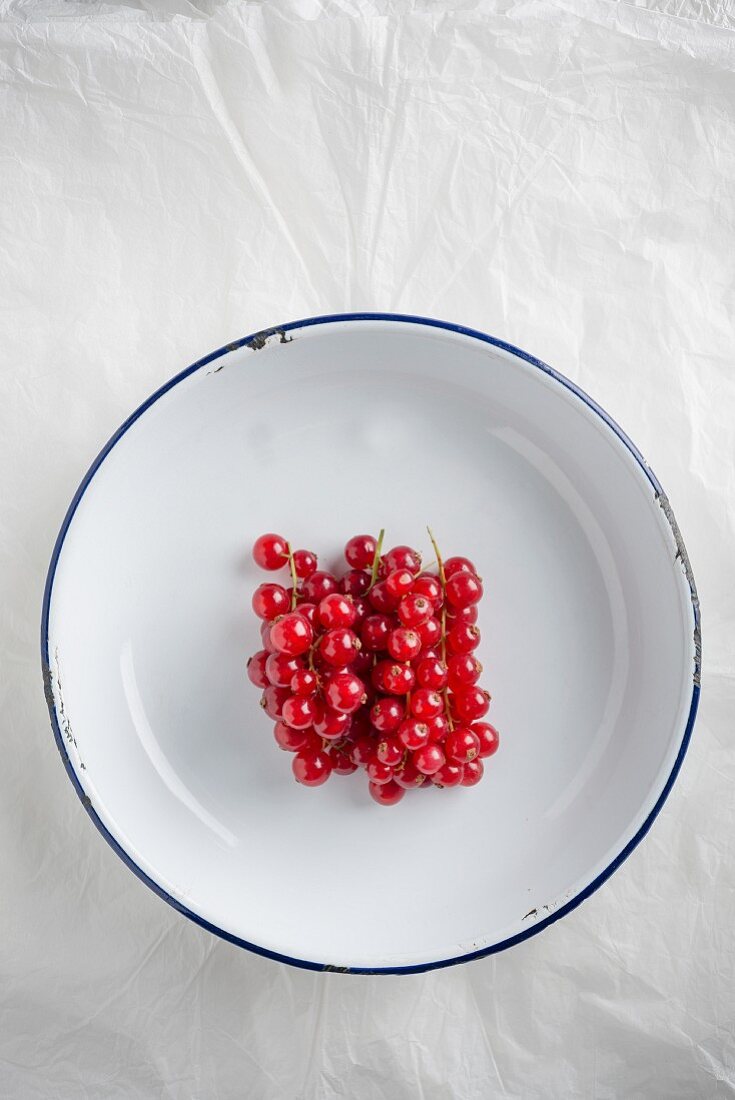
{"left": 42, "top": 314, "right": 700, "bottom": 974}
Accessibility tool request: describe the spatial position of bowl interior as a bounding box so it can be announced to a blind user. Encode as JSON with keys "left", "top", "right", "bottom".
{"left": 46, "top": 318, "right": 696, "bottom": 970}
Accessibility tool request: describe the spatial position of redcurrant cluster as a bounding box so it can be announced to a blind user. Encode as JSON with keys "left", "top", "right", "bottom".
{"left": 247, "top": 529, "right": 499, "bottom": 806}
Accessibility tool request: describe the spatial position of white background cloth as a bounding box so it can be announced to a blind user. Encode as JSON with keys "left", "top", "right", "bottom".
{"left": 1, "top": 1, "right": 734, "bottom": 1096}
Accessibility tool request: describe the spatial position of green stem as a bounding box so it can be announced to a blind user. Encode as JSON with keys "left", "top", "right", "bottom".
{"left": 286, "top": 541, "right": 299, "bottom": 610}
{"left": 426, "top": 526, "right": 454, "bottom": 731}
{"left": 366, "top": 528, "right": 386, "bottom": 592}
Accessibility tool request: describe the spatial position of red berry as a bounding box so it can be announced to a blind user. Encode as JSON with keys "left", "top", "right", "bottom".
{"left": 345, "top": 534, "right": 378, "bottom": 570}
{"left": 447, "top": 622, "right": 481, "bottom": 654}
{"left": 410, "top": 688, "right": 444, "bottom": 720}
{"left": 444, "top": 556, "right": 477, "bottom": 578}
{"left": 352, "top": 648, "right": 372, "bottom": 675}
{"left": 387, "top": 627, "right": 422, "bottom": 662}
{"left": 320, "top": 627, "right": 361, "bottom": 667}
{"left": 373, "top": 661, "right": 415, "bottom": 695}
{"left": 318, "top": 592, "right": 356, "bottom": 629}
{"left": 446, "top": 572, "right": 483, "bottom": 609}
{"left": 413, "top": 574, "right": 443, "bottom": 607}
{"left": 260, "top": 685, "right": 290, "bottom": 720}
{"left": 394, "top": 760, "right": 426, "bottom": 788}
{"left": 332, "top": 750, "right": 358, "bottom": 775}
{"left": 301, "top": 571, "right": 339, "bottom": 602}
{"left": 398, "top": 719, "right": 430, "bottom": 750}
{"left": 351, "top": 597, "right": 369, "bottom": 627}
{"left": 369, "top": 779, "right": 405, "bottom": 805}
{"left": 383, "top": 545, "right": 422, "bottom": 574}
{"left": 414, "top": 646, "right": 441, "bottom": 665}
{"left": 265, "top": 651, "right": 301, "bottom": 687}
{"left": 294, "top": 601, "right": 318, "bottom": 628}
{"left": 446, "top": 604, "right": 479, "bottom": 626}
{"left": 367, "top": 758, "right": 394, "bottom": 785}
{"left": 291, "top": 668, "right": 318, "bottom": 696}
{"left": 397, "top": 594, "right": 433, "bottom": 628}
{"left": 270, "top": 612, "right": 313, "bottom": 657}
{"left": 447, "top": 653, "right": 482, "bottom": 690}
{"left": 340, "top": 569, "right": 371, "bottom": 597}
{"left": 273, "top": 721, "right": 311, "bottom": 752}
{"left": 260, "top": 622, "right": 276, "bottom": 652}
{"left": 417, "top": 617, "right": 442, "bottom": 649}
{"left": 432, "top": 761, "right": 463, "bottom": 787}
{"left": 472, "top": 722, "right": 500, "bottom": 758}
{"left": 351, "top": 733, "right": 377, "bottom": 765}
{"left": 325, "top": 670, "right": 366, "bottom": 713}
{"left": 293, "top": 749, "right": 332, "bottom": 786}
{"left": 452, "top": 686, "right": 490, "bottom": 722}
{"left": 361, "top": 614, "right": 391, "bottom": 651}
{"left": 246, "top": 650, "right": 269, "bottom": 688}
{"left": 461, "top": 758, "right": 484, "bottom": 786}
{"left": 293, "top": 549, "right": 318, "bottom": 578}
{"left": 281, "top": 694, "right": 318, "bottom": 730}
{"left": 252, "top": 583, "right": 289, "bottom": 621}
{"left": 416, "top": 657, "right": 448, "bottom": 691}
{"left": 385, "top": 569, "right": 415, "bottom": 599}
{"left": 253, "top": 533, "right": 289, "bottom": 571}
{"left": 413, "top": 743, "right": 445, "bottom": 775}
{"left": 369, "top": 581, "right": 399, "bottom": 614}
{"left": 445, "top": 727, "right": 481, "bottom": 763}
{"left": 313, "top": 706, "right": 351, "bottom": 740}
{"left": 376, "top": 736, "right": 404, "bottom": 766}
{"left": 426, "top": 713, "right": 450, "bottom": 741}
{"left": 371, "top": 696, "right": 405, "bottom": 732}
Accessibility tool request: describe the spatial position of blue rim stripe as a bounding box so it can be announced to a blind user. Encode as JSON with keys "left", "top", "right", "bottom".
{"left": 41, "top": 312, "right": 700, "bottom": 975}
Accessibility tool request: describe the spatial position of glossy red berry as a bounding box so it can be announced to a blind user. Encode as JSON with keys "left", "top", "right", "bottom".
{"left": 447, "top": 622, "right": 481, "bottom": 654}
{"left": 361, "top": 614, "right": 391, "bottom": 651}
{"left": 331, "top": 750, "right": 358, "bottom": 775}
{"left": 281, "top": 694, "right": 318, "bottom": 730}
{"left": 273, "top": 721, "right": 313, "bottom": 752}
{"left": 345, "top": 534, "right": 378, "bottom": 570}
{"left": 294, "top": 601, "right": 317, "bottom": 628}
{"left": 445, "top": 727, "right": 481, "bottom": 763}
{"left": 270, "top": 612, "right": 313, "bottom": 657}
{"left": 385, "top": 569, "right": 415, "bottom": 599}
{"left": 397, "top": 594, "right": 433, "bottom": 628}
{"left": 373, "top": 661, "right": 415, "bottom": 695}
{"left": 376, "top": 736, "right": 404, "bottom": 766}
{"left": 350, "top": 597, "right": 369, "bottom": 627}
{"left": 387, "top": 627, "right": 422, "bottom": 662}
{"left": 293, "top": 548, "right": 318, "bottom": 578}
{"left": 417, "top": 617, "right": 442, "bottom": 649}
{"left": 393, "top": 760, "right": 426, "bottom": 788}
{"left": 370, "top": 696, "right": 405, "bottom": 733}
{"left": 410, "top": 688, "right": 444, "bottom": 720}
{"left": 447, "top": 653, "right": 482, "bottom": 691}
{"left": 461, "top": 758, "right": 484, "bottom": 786}
{"left": 398, "top": 719, "right": 430, "bottom": 750}
{"left": 366, "top": 758, "right": 394, "bottom": 785}
{"left": 260, "top": 685, "right": 290, "bottom": 720}
{"left": 251, "top": 583, "right": 289, "bottom": 621}
{"left": 291, "top": 668, "right": 318, "bottom": 696}
{"left": 432, "top": 761, "right": 463, "bottom": 787}
{"left": 472, "top": 722, "right": 500, "bottom": 758}
{"left": 446, "top": 571, "right": 483, "bottom": 609}
{"left": 369, "top": 581, "right": 399, "bottom": 614}
{"left": 301, "top": 571, "right": 339, "bottom": 602}
{"left": 340, "top": 569, "right": 371, "bottom": 597}
{"left": 426, "top": 713, "right": 450, "bottom": 741}
{"left": 324, "top": 670, "right": 366, "bottom": 713}
{"left": 292, "top": 748, "right": 332, "bottom": 786}
{"left": 320, "top": 628, "right": 360, "bottom": 667}
{"left": 318, "top": 592, "right": 356, "bottom": 629}
{"left": 352, "top": 648, "right": 372, "bottom": 676}
{"left": 265, "top": 651, "right": 301, "bottom": 687}
{"left": 452, "top": 686, "right": 490, "bottom": 722}
{"left": 253, "top": 533, "right": 289, "bottom": 571}
{"left": 313, "top": 706, "right": 351, "bottom": 740}
{"left": 260, "top": 621, "right": 276, "bottom": 652}
{"left": 246, "top": 650, "right": 269, "bottom": 688}
{"left": 383, "top": 545, "right": 421, "bottom": 574}
{"left": 446, "top": 604, "right": 478, "bottom": 626}
{"left": 443, "top": 556, "right": 477, "bottom": 578}
{"left": 350, "top": 733, "right": 377, "bottom": 765}
{"left": 413, "top": 743, "right": 445, "bottom": 775}
{"left": 369, "top": 779, "right": 405, "bottom": 805}
{"left": 413, "top": 574, "right": 443, "bottom": 607}
{"left": 415, "top": 657, "right": 448, "bottom": 690}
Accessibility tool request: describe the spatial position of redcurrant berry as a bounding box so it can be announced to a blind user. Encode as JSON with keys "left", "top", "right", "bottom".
{"left": 292, "top": 749, "right": 332, "bottom": 786}
{"left": 246, "top": 650, "right": 269, "bottom": 688}
{"left": 270, "top": 612, "right": 313, "bottom": 657}
{"left": 293, "top": 549, "right": 318, "bottom": 578}
{"left": 417, "top": 617, "right": 442, "bottom": 649}
{"left": 452, "top": 686, "right": 490, "bottom": 722}
{"left": 318, "top": 593, "right": 356, "bottom": 629}
{"left": 383, "top": 545, "right": 421, "bottom": 574}
{"left": 350, "top": 733, "right": 377, "bottom": 765}
{"left": 361, "top": 614, "right": 391, "bottom": 651}
{"left": 415, "top": 657, "right": 448, "bottom": 691}
{"left": 345, "top": 534, "right": 378, "bottom": 570}
{"left": 294, "top": 601, "right": 318, "bottom": 628}
{"left": 413, "top": 574, "right": 443, "bottom": 607}
{"left": 426, "top": 713, "right": 450, "bottom": 741}
{"left": 320, "top": 628, "right": 360, "bottom": 667}
{"left": 446, "top": 604, "right": 478, "bottom": 626}
{"left": 251, "top": 583, "right": 289, "bottom": 621}
{"left": 447, "top": 653, "right": 482, "bottom": 691}
{"left": 397, "top": 594, "right": 433, "bottom": 628}
{"left": 471, "top": 722, "right": 500, "bottom": 758}
{"left": 461, "top": 758, "right": 484, "bottom": 786}
{"left": 447, "top": 622, "right": 481, "bottom": 654}
{"left": 350, "top": 597, "right": 369, "bottom": 627}
{"left": 446, "top": 571, "right": 483, "bottom": 609}
{"left": 273, "top": 721, "right": 312, "bottom": 752}
{"left": 281, "top": 694, "right": 318, "bottom": 730}
{"left": 413, "top": 743, "right": 445, "bottom": 775}
{"left": 265, "top": 651, "right": 301, "bottom": 687}
{"left": 291, "top": 668, "right": 318, "bottom": 696}
{"left": 385, "top": 569, "right": 415, "bottom": 599}
{"left": 398, "top": 719, "right": 430, "bottom": 750}
{"left": 370, "top": 696, "right": 405, "bottom": 732}
{"left": 369, "top": 779, "right": 405, "bottom": 805}
{"left": 332, "top": 750, "right": 358, "bottom": 775}
{"left": 443, "top": 556, "right": 477, "bottom": 578}
{"left": 376, "top": 736, "right": 404, "bottom": 766}
{"left": 340, "top": 569, "right": 371, "bottom": 597}
{"left": 324, "top": 670, "right": 366, "bottom": 713}
{"left": 432, "top": 761, "right": 463, "bottom": 788}
{"left": 352, "top": 648, "right": 373, "bottom": 675}
{"left": 444, "top": 727, "right": 481, "bottom": 763}
{"left": 369, "top": 581, "right": 399, "bottom": 614}
{"left": 301, "top": 571, "right": 339, "bottom": 602}
{"left": 260, "top": 622, "right": 276, "bottom": 652}
{"left": 313, "top": 706, "right": 351, "bottom": 740}
{"left": 366, "top": 758, "right": 394, "bottom": 785}
{"left": 393, "top": 760, "right": 426, "bottom": 788}
{"left": 260, "top": 685, "right": 290, "bottom": 720}
{"left": 253, "top": 533, "right": 289, "bottom": 571}
{"left": 387, "top": 627, "right": 422, "bottom": 662}
{"left": 373, "top": 661, "right": 415, "bottom": 695}
{"left": 410, "top": 687, "right": 444, "bottom": 720}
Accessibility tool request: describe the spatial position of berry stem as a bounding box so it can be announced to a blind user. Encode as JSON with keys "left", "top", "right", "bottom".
{"left": 366, "top": 528, "right": 386, "bottom": 592}
{"left": 426, "top": 526, "right": 454, "bottom": 731}
{"left": 286, "top": 541, "right": 299, "bottom": 610}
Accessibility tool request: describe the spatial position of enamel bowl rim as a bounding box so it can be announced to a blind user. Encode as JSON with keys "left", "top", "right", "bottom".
{"left": 41, "top": 311, "right": 701, "bottom": 975}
